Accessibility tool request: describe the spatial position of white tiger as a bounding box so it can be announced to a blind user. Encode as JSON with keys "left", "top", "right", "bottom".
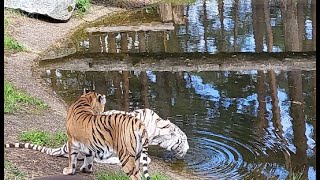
{"left": 5, "top": 108, "right": 189, "bottom": 165}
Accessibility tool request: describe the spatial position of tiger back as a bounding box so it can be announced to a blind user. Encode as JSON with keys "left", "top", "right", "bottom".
{"left": 64, "top": 91, "right": 150, "bottom": 180}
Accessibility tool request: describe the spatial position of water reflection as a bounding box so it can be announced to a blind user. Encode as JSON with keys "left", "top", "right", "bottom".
{"left": 41, "top": 69, "right": 316, "bottom": 179}
{"left": 72, "top": 0, "right": 316, "bottom": 54}
{"left": 41, "top": 0, "right": 316, "bottom": 179}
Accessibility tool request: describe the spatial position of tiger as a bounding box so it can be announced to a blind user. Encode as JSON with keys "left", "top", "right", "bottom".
{"left": 5, "top": 109, "right": 189, "bottom": 165}
{"left": 63, "top": 91, "right": 151, "bottom": 180}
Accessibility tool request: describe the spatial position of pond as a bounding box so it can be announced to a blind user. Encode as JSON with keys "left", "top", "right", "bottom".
{"left": 54, "top": 0, "right": 316, "bottom": 55}
{"left": 38, "top": 0, "right": 316, "bottom": 179}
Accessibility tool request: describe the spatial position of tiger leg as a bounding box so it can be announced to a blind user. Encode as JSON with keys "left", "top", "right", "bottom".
{"left": 120, "top": 155, "right": 141, "bottom": 180}
{"left": 63, "top": 139, "right": 79, "bottom": 175}
{"left": 80, "top": 150, "right": 94, "bottom": 173}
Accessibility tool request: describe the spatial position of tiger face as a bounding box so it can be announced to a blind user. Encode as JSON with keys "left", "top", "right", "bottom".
{"left": 171, "top": 126, "right": 189, "bottom": 159}
{"left": 153, "top": 120, "right": 189, "bottom": 159}
{"left": 82, "top": 90, "right": 106, "bottom": 114}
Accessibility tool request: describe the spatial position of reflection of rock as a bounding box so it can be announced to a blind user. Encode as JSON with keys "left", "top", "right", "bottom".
{"left": 4, "top": 0, "right": 76, "bottom": 21}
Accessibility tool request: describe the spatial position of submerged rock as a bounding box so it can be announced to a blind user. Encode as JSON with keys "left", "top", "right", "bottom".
{"left": 4, "top": 0, "right": 76, "bottom": 21}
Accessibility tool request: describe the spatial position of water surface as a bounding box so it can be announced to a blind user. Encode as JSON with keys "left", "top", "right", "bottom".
{"left": 65, "top": 0, "right": 316, "bottom": 54}
{"left": 39, "top": 0, "right": 316, "bottom": 179}
{"left": 41, "top": 70, "right": 316, "bottom": 179}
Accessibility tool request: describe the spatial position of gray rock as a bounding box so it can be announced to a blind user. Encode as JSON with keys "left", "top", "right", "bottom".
{"left": 4, "top": 0, "right": 76, "bottom": 21}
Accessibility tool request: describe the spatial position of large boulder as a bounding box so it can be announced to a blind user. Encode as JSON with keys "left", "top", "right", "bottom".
{"left": 4, "top": 0, "right": 76, "bottom": 21}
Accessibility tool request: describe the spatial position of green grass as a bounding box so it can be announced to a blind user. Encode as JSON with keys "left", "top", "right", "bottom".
{"left": 96, "top": 171, "right": 170, "bottom": 180}
{"left": 4, "top": 161, "right": 26, "bottom": 180}
{"left": 4, "top": 81, "right": 48, "bottom": 113}
{"left": 19, "top": 130, "right": 67, "bottom": 147}
{"left": 76, "top": 0, "right": 91, "bottom": 13}
{"left": 4, "top": 16, "right": 25, "bottom": 52}
{"left": 4, "top": 36, "right": 25, "bottom": 51}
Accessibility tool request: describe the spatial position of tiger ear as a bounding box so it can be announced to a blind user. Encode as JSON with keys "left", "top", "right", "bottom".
{"left": 99, "top": 95, "right": 107, "bottom": 105}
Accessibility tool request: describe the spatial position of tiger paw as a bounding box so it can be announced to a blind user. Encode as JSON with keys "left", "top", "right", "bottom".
{"left": 80, "top": 165, "right": 93, "bottom": 173}
{"left": 63, "top": 167, "right": 74, "bottom": 175}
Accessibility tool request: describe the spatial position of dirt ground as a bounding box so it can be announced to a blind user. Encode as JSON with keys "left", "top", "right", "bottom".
{"left": 4, "top": 4, "right": 197, "bottom": 180}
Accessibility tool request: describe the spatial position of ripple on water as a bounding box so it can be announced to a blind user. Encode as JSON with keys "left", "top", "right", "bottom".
{"left": 166, "top": 130, "right": 290, "bottom": 179}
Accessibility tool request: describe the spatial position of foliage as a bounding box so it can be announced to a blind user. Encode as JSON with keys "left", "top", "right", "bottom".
{"left": 4, "top": 17, "right": 25, "bottom": 52}
{"left": 4, "top": 81, "right": 48, "bottom": 113}
{"left": 76, "top": 0, "right": 91, "bottom": 12}
{"left": 4, "top": 161, "right": 26, "bottom": 180}
{"left": 49, "top": 131, "right": 68, "bottom": 147}
{"left": 19, "top": 130, "right": 67, "bottom": 147}
{"left": 96, "top": 171, "right": 170, "bottom": 180}
{"left": 4, "top": 35, "right": 25, "bottom": 51}
{"left": 19, "top": 130, "right": 50, "bottom": 146}
{"left": 96, "top": 172, "right": 129, "bottom": 180}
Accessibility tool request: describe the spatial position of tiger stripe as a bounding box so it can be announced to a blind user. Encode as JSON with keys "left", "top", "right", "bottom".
{"left": 62, "top": 91, "right": 150, "bottom": 180}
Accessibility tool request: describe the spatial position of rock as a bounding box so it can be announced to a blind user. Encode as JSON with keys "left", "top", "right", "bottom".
{"left": 4, "top": 0, "right": 76, "bottom": 21}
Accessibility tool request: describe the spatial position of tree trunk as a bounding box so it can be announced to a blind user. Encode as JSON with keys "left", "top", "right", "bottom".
{"left": 140, "top": 71, "right": 150, "bottom": 108}
{"left": 284, "top": 0, "right": 300, "bottom": 51}
{"left": 287, "top": 70, "right": 308, "bottom": 179}
{"left": 233, "top": 0, "right": 239, "bottom": 51}
{"left": 113, "top": 72, "right": 122, "bottom": 110}
{"left": 138, "top": 32, "right": 147, "bottom": 53}
{"left": 107, "top": 33, "right": 117, "bottom": 53}
{"left": 297, "top": 0, "right": 306, "bottom": 51}
{"left": 252, "top": 0, "right": 265, "bottom": 52}
{"left": 159, "top": 3, "right": 173, "bottom": 22}
{"left": 311, "top": 0, "right": 316, "bottom": 51}
{"left": 122, "top": 71, "right": 130, "bottom": 111}
{"left": 256, "top": 71, "right": 267, "bottom": 136}
{"left": 218, "top": 0, "right": 225, "bottom": 52}
{"left": 264, "top": 0, "right": 273, "bottom": 52}
{"left": 88, "top": 33, "right": 101, "bottom": 53}
{"left": 172, "top": 5, "right": 185, "bottom": 24}
{"left": 120, "top": 32, "right": 128, "bottom": 53}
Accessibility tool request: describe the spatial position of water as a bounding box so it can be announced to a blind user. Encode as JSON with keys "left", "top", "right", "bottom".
{"left": 38, "top": 0, "right": 316, "bottom": 179}
{"left": 40, "top": 70, "right": 316, "bottom": 179}
{"left": 64, "top": 0, "right": 316, "bottom": 54}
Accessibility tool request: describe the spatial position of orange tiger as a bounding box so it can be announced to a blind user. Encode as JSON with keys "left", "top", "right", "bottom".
{"left": 63, "top": 91, "right": 150, "bottom": 180}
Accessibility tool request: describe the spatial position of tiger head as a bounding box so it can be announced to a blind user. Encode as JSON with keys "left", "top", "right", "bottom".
{"left": 152, "top": 120, "right": 189, "bottom": 159}
{"left": 82, "top": 89, "right": 106, "bottom": 114}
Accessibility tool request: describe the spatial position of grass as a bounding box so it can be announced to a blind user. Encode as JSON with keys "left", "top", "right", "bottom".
{"left": 4, "top": 36, "right": 25, "bottom": 51}
{"left": 4, "top": 15, "right": 25, "bottom": 52}
{"left": 4, "top": 81, "right": 48, "bottom": 113}
{"left": 96, "top": 171, "right": 170, "bottom": 180}
{"left": 74, "top": 0, "right": 90, "bottom": 17}
{"left": 4, "top": 11, "right": 26, "bottom": 52}
{"left": 19, "top": 130, "right": 67, "bottom": 147}
{"left": 4, "top": 161, "right": 26, "bottom": 180}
